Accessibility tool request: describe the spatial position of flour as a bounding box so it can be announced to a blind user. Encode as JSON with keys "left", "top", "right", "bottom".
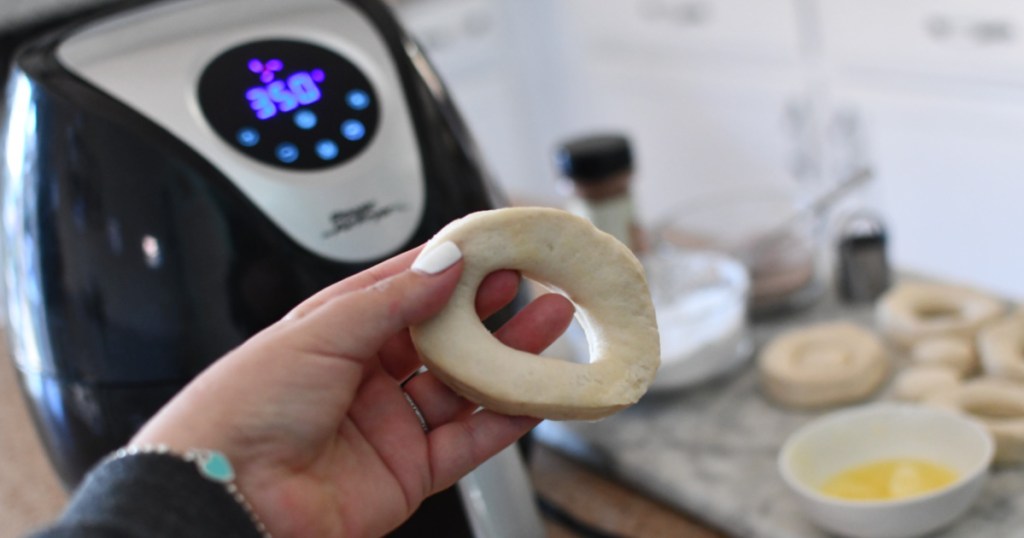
{"left": 645, "top": 249, "right": 752, "bottom": 390}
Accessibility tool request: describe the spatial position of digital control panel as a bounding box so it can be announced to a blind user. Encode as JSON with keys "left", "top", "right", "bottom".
{"left": 198, "top": 40, "right": 380, "bottom": 170}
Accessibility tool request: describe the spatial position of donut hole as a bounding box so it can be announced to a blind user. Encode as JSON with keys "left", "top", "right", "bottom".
{"left": 962, "top": 400, "right": 1024, "bottom": 421}
{"left": 914, "top": 302, "right": 963, "bottom": 324}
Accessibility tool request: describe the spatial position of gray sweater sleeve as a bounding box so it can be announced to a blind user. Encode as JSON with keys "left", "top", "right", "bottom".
{"left": 30, "top": 453, "right": 264, "bottom": 538}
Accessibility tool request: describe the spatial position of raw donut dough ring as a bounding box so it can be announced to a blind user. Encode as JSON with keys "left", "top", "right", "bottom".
{"left": 979, "top": 313, "right": 1024, "bottom": 382}
{"left": 876, "top": 282, "right": 1003, "bottom": 349}
{"left": 926, "top": 378, "right": 1024, "bottom": 465}
{"left": 909, "top": 336, "right": 977, "bottom": 377}
{"left": 759, "top": 322, "right": 888, "bottom": 409}
{"left": 410, "top": 207, "right": 660, "bottom": 420}
{"left": 758, "top": 321, "right": 888, "bottom": 409}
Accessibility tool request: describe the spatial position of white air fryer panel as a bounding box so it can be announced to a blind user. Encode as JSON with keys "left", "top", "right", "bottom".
{"left": 57, "top": 0, "right": 425, "bottom": 263}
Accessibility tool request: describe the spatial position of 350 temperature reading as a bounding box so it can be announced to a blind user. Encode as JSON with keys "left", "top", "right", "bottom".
{"left": 246, "top": 70, "right": 324, "bottom": 120}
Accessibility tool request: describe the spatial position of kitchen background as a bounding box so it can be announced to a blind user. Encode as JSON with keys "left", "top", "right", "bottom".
{"left": 3, "top": 0, "right": 1022, "bottom": 298}
{"left": 3, "top": 0, "right": 1024, "bottom": 536}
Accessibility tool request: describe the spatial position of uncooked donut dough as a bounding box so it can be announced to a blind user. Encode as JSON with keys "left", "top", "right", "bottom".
{"left": 758, "top": 321, "right": 889, "bottom": 409}
{"left": 979, "top": 313, "right": 1024, "bottom": 383}
{"left": 410, "top": 207, "right": 660, "bottom": 420}
{"left": 927, "top": 377, "right": 1024, "bottom": 465}
{"left": 876, "top": 282, "right": 1003, "bottom": 348}
{"left": 890, "top": 366, "right": 962, "bottom": 402}
{"left": 910, "top": 336, "right": 977, "bottom": 378}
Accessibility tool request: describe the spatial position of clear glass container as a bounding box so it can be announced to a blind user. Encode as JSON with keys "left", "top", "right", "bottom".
{"left": 655, "top": 187, "right": 826, "bottom": 319}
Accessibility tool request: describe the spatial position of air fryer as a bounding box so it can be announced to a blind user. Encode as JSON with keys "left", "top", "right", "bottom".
{"left": 1, "top": 0, "right": 509, "bottom": 534}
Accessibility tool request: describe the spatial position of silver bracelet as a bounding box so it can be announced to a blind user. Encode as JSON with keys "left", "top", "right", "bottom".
{"left": 108, "top": 444, "right": 272, "bottom": 538}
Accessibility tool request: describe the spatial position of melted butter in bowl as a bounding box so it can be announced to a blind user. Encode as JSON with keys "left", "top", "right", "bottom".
{"left": 779, "top": 404, "right": 994, "bottom": 538}
{"left": 819, "top": 458, "right": 959, "bottom": 501}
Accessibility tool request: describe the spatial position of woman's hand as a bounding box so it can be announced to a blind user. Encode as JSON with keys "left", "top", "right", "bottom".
{"left": 131, "top": 244, "right": 574, "bottom": 537}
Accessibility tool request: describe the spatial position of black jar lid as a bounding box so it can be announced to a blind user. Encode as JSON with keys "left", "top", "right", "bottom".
{"left": 555, "top": 133, "right": 633, "bottom": 183}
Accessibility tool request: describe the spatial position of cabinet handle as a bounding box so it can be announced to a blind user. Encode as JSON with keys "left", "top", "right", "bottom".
{"left": 674, "top": 1, "right": 710, "bottom": 26}
{"left": 925, "top": 15, "right": 953, "bottom": 41}
{"left": 925, "top": 14, "right": 1015, "bottom": 45}
{"left": 637, "top": 0, "right": 712, "bottom": 27}
{"left": 971, "top": 20, "right": 1014, "bottom": 45}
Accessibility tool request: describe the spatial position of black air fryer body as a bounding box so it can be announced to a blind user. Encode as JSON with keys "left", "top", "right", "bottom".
{"left": 2, "top": 0, "right": 500, "bottom": 532}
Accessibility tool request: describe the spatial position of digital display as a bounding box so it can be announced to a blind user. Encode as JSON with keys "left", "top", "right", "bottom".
{"left": 198, "top": 40, "right": 380, "bottom": 170}
{"left": 245, "top": 61, "right": 324, "bottom": 120}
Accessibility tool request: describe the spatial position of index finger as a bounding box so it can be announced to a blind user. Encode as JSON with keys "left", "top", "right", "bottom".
{"left": 283, "top": 245, "right": 425, "bottom": 321}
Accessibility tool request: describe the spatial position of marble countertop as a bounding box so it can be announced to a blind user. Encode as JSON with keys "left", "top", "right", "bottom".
{"left": 534, "top": 291, "right": 1024, "bottom": 538}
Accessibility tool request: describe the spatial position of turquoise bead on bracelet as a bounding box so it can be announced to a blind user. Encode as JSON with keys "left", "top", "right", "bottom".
{"left": 191, "top": 449, "right": 236, "bottom": 483}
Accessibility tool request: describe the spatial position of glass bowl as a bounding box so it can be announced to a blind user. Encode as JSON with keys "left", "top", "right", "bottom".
{"left": 655, "top": 187, "right": 825, "bottom": 318}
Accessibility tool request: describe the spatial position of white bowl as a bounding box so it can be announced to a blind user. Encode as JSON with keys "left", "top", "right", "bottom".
{"left": 778, "top": 404, "right": 994, "bottom": 538}
{"left": 643, "top": 248, "right": 752, "bottom": 391}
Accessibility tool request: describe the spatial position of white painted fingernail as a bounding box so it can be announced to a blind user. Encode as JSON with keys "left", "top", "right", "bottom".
{"left": 412, "top": 241, "right": 462, "bottom": 275}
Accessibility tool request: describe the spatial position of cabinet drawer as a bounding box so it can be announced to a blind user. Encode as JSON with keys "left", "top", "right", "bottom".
{"left": 821, "top": 0, "right": 1024, "bottom": 84}
{"left": 565, "top": 0, "right": 802, "bottom": 64}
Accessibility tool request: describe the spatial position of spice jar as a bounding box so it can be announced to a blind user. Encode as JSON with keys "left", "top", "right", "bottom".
{"left": 555, "top": 133, "right": 645, "bottom": 253}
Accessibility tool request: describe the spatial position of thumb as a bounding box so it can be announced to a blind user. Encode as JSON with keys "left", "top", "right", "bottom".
{"left": 292, "top": 241, "right": 464, "bottom": 362}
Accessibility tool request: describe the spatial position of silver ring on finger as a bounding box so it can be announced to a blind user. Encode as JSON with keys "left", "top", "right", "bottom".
{"left": 403, "top": 391, "right": 430, "bottom": 433}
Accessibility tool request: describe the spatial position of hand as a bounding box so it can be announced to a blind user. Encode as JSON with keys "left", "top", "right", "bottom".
{"left": 131, "top": 244, "right": 574, "bottom": 537}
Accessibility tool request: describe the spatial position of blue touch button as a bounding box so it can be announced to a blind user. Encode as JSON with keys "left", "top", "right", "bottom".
{"left": 341, "top": 119, "right": 366, "bottom": 141}
{"left": 293, "top": 109, "right": 318, "bottom": 130}
{"left": 236, "top": 127, "right": 260, "bottom": 147}
{"left": 316, "top": 140, "right": 339, "bottom": 161}
{"left": 346, "top": 89, "right": 370, "bottom": 111}
{"left": 275, "top": 142, "right": 300, "bottom": 164}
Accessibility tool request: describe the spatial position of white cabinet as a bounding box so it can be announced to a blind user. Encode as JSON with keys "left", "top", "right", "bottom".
{"left": 391, "top": 0, "right": 557, "bottom": 205}
{"left": 820, "top": 0, "right": 1024, "bottom": 84}
{"left": 551, "top": 0, "right": 814, "bottom": 225}
{"left": 817, "top": 0, "right": 1024, "bottom": 298}
{"left": 395, "top": 0, "right": 818, "bottom": 221}
{"left": 566, "top": 0, "right": 802, "bottom": 64}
